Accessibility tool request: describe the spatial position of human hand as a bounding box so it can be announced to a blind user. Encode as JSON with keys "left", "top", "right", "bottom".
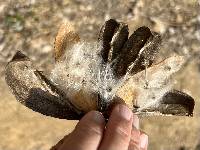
{"left": 50, "top": 104, "right": 148, "bottom": 150}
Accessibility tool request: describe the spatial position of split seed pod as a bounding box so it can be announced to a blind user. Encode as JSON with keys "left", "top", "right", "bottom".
{"left": 5, "top": 19, "right": 195, "bottom": 119}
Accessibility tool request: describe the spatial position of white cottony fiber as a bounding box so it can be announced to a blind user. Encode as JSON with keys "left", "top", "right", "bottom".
{"left": 50, "top": 41, "right": 185, "bottom": 110}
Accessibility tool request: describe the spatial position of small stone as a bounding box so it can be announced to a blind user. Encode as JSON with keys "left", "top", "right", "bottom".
{"left": 0, "top": 29, "right": 4, "bottom": 43}
{"left": 42, "top": 45, "right": 52, "bottom": 53}
{"left": 0, "top": 4, "right": 6, "bottom": 15}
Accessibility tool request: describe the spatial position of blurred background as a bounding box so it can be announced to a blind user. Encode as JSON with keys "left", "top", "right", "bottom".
{"left": 0, "top": 0, "right": 200, "bottom": 149}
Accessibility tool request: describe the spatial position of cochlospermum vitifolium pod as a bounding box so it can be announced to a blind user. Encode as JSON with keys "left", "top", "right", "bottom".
{"left": 5, "top": 19, "right": 195, "bottom": 119}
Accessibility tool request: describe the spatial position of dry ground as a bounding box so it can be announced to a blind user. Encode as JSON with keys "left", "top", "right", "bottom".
{"left": 0, "top": 0, "right": 200, "bottom": 150}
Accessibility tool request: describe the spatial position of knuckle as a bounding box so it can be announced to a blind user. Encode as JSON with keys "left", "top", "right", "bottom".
{"left": 115, "top": 125, "right": 130, "bottom": 139}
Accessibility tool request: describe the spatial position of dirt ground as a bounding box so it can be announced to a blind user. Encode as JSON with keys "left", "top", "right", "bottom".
{"left": 0, "top": 0, "right": 200, "bottom": 150}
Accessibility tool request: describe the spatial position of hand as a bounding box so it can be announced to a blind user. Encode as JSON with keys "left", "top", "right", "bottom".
{"left": 50, "top": 104, "right": 148, "bottom": 150}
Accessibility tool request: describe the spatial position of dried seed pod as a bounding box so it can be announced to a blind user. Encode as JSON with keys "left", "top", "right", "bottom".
{"left": 116, "top": 56, "right": 195, "bottom": 116}
{"left": 98, "top": 19, "right": 119, "bottom": 62}
{"left": 135, "top": 90, "right": 194, "bottom": 116}
{"left": 54, "top": 23, "right": 99, "bottom": 113}
{"left": 112, "top": 26, "right": 153, "bottom": 78}
{"left": 66, "top": 88, "right": 98, "bottom": 113}
{"left": 158, "top": 90, "right": 194, "bottom": 116}
{"left": 5, "top": 19, "right": 195, "bottom": 119}
{"left": 129, "top": 32, "right": 161, "bottom": 75}
{"left": 99, "top": 19, "right": 129, "bottom": 63}
{"left": 5, "top": 51, "right": 83, "bottom": 119}
{"left": 54, "top": 22, "right": 80, "bottom": 61}
{"left": 98, "top": 19, "right": 129, "bottom": 111}
{"left": 107, "top": 22, "right": 129, "bottom": 62}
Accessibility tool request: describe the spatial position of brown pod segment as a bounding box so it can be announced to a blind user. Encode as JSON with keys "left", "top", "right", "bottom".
{"left": 107, "top": 22, "right": 129, "bottom": 62}
{"left": 5, "top": 51, "right": 83, "bottom": 119}
{"left": 139, "top": 90, "right": 195, "bottom": 116}
{"left": 159, "top": 90, "right": 195, "bottom": 116}
{"left": 54, "top": 22, "right": 80, "bottom": 61}
{"left": 98, "top": 19, "right": 119, "bottom": 63}
{"left": 129, "top": 32, "right": 162, "bottom": 75}
{"left": 112, "top": 26, "right": 153, "bottom": 78}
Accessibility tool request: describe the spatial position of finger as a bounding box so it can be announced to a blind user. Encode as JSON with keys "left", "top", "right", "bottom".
{"left": 128, "top": 115, "right": 140, "bottom": 150}
{"left": 132, "top": 114, "right": 139, "bottom": 129}
{"left": 59, "top": 111, "right": 105, "bottom": 150}
{"left": 50, "top": 134, "right": 69, "bottom": 150}
{"left": 140, "top": 131, "right": 148, "bottom": 150}
{"left": 99, "top": 104, "right": 133, "bottom": 150}
{"left": 128, "top": 128, "right": 140, "bottom": 150}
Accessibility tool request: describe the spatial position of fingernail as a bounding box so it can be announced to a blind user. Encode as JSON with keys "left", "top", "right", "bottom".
{"left": 117, "top": 105, "right": 132, "bottom": 121}
{"left": 140, "top": 133, "right": 148, "bottom": 149}
{"left": 90, "top": 111, "right": 105, "bottom": 124}
{"left": 132, "top": 114, "right": 139, "bottom": 129}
